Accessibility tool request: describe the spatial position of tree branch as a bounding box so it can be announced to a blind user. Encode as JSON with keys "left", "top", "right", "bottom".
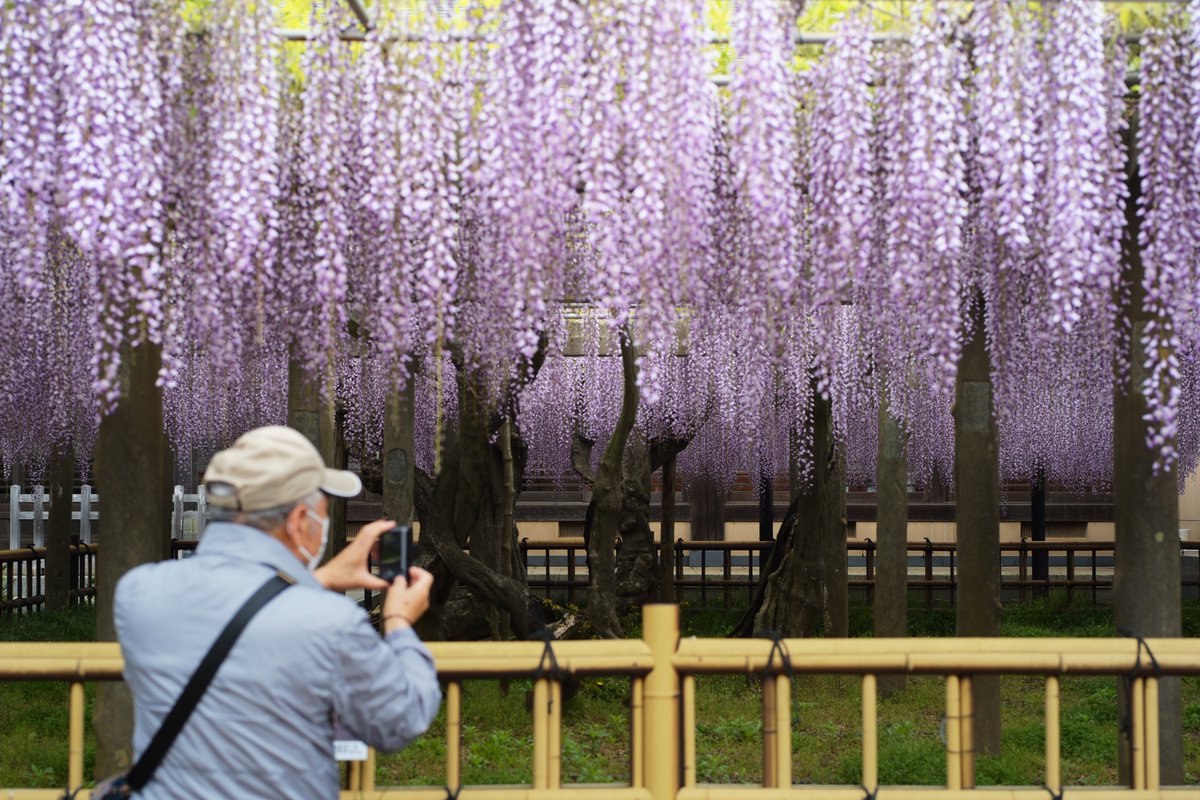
{"left": 571, "top": 431, "right": 597, "bottom": 486}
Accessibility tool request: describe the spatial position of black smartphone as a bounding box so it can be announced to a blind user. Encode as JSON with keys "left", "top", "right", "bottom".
{"left": 378, "top": 525, "right": 412, "bottom": 583}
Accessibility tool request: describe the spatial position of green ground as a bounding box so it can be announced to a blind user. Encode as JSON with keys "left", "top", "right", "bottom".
{"left": 2, "top": 598, "right": 1199, "bottom": 790}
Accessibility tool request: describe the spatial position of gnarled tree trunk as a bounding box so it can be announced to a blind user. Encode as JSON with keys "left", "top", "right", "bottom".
{"left": 382, "top": 378, "right": 416, "bottom": 526}
{"left": 94, "top": 341, "right": 169, "bottom": 777}
{"left": 732, "top": 489, "right": 822, "bottom": 638}
{"left": 574, "top": 421, "right": 689, "bottom": 616}
{"left": 733, "top": 390, "right": 840, "bottom": 639}
{"left": 614, "top": 434, "right": 658, "bottom": 612}
{"left": 874, "top": 397, "right": 908, "bottom": 696}
{"left": 817, "top": 389, "right": 849, "bottom": 638}
{"left": 585, "top": 331, "right": 639, "bottom": 638}
{"left": 412, "top": 364, "right": 531, "bottom": 641}
{"left": 954, "top": 298, "right": 1002, "bottom": 757}
{"left": 46, "top": 443, "right": 74, "bottom": 613}
{"left": 287, "top": 356, "right": 345, "bottom": 560}
{"left": 1114, "top": 119, "right": 1182, "bottom": 784}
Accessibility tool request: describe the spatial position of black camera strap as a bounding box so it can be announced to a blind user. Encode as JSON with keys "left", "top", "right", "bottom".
{"left": 122, "top": 571, "right": 296, "bottom": 793}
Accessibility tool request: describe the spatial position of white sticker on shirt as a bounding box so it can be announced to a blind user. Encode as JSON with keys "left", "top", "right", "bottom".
{"left": 334, "top": 739, "right": 369, "bottom": 761}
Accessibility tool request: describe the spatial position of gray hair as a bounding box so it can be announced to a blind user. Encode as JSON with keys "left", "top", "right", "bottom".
{"left": 208, "top": 490, "right": 323, "bottom": 533}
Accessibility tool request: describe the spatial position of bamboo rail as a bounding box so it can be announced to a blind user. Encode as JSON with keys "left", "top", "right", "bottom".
{"left": 2, "top": 612, "right": 1200, "bottom": 799}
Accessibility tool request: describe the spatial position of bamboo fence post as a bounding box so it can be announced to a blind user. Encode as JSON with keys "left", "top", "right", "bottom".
{"left": 643, "top": 604, "right": 681, "bottom": 800}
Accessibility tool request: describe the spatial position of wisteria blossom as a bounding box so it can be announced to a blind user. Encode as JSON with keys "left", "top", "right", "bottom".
{"left": 0, "top": 0, "right": 1199, "bottom": 502}
{"left": 879, "top": 5, "right": 968, "bottom": 398}
{"left": 357, "top": 10, "right": 462, "bottom": 391}
{"left": 1138, "top": 10, "right": 1200, "bottom": 472}
{"left": 57, "top": 0, "right": 179, "bottom": 409}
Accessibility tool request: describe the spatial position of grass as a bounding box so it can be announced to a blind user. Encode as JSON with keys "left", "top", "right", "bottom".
{"left": 0, "top": 608, "right": 97, "bottom": 790}
{"left": 3, "top": 598, "right": 1199, "bottom": 790}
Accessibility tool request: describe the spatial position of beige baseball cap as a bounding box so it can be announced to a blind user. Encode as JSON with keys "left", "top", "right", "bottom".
{"left": 203, "top": 425, "right": 362, "bottom": 512}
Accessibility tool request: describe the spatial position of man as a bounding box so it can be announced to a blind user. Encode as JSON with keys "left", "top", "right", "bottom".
{"left": 115, "top": 425, "right": 440, "bottom": 798}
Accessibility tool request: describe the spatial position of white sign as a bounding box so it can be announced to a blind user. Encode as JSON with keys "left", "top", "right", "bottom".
{"left": 334, "top": 739, "right": 369, "bottom": 762}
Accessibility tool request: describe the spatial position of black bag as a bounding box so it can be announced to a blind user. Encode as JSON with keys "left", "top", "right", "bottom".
{"left": 75, "top": 572, "right": 294, "bottom": 799}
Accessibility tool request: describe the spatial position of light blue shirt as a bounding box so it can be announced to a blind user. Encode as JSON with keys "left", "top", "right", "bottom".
{"left": 114, "top": 522, "right": 441, "bottom": 799}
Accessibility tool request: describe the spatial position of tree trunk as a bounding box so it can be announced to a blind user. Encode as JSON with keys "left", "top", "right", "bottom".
{"left": 94, "top": 341, "right": 168, "bottom": 777}
{"left": 759, "top": 472, "right": 774, "bottom": 542}
{"left": 587, "top": 331, "right": 639, "bottom": 639}
{"left": 732, "top": 490, "right": 822, "bottom": 638}
{"left": 45, "top": 444, "right": 74, "bottom": 613}
{"left": 874, "top": 398, "right": 908, "bottom": 696}
{"left": 660, "top": 451, "right": 677, "bottom": 603}
{"left": 954, "top": 298, "right": 1002, "bottom": 757}
{"left": 688, "top": 472, "right": 726, "bottom": 541}
{"left": 415, "top": 440, "right": 529, "bottom": 640}
{"left": 1114, "top": 117, "right": 1183, "bottom": 784}
{"left": 411, "top": 364, "right": 532, "bottom": 641}
{"left": 734, "top": 405, "right": 828, "bottom": 639}
{"left": 614, "top": 433, "right": 659, "bottom": 613}
{"left": 816, "top": 390, "right": 849, "bottom": 638}
{"left": 576, "top": 424, "right": 688, "bottom": 612}
{"left": 498, "top": 418, "right": 516, "bottom": 639}
{"left": 287, "top": 357, "right": 343, "bottom": 561}
{"left": 382, "top": 379, "right": 416, "bottom": 526}
{"left": 331, "top": 406, "right": 348, "bottom": 554}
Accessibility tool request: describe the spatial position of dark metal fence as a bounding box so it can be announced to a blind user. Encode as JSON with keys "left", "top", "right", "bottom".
{"left": 0, "top": 544, "right": 97, "bottom": 614}
{"left": 4, "top": 537, "right": 1199, "bottom": 613}
{"left": 515, "top": 538, "right": 1200, "bottom": 607}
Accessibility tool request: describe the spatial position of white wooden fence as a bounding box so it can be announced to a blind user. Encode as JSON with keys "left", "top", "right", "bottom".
{"left": 5, "top": 485, "right": 209, "bottom": 549}
{"left": 170, "top": 485, "right": 209, "bottom": 542}
{"left": 8, "top": 485, "right": 98, "bottom": 549}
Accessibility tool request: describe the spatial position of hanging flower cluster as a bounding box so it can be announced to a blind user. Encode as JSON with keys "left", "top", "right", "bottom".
{"left": 576, "top": 0, "right": 718, "bottom": 405}
{"left": 1042, "top": 0, "right": 1123, "bottom": 335}
{"left": 806, "top": 10, "right": 874, "bottom": 309}
{"left": 57, "top": 0, "right": 179, "bottom": 409}
{"left": 279, "top": 3, "right": 356, "bottom": 383}
{"left": 0, "top": 0, "right": 179, "bottom": 473}
{"left": 357, "top": 10, "right": 461, "bottom": 392}
{"left": 879, "top": 6, "right": 968, "bottom": 399}
{"left": 965, "top": 0, "right": 1127, "bottom": 489}
{"left": 197, "top": 0, "right": 281, "bottom": 371}
{"left": 1138, "top": 6, "right": 1200, "bottom": 472}
{"left": 0, "top": 0, "right": 58, "bottom": 298}
{"left": 455, "top": 0, "right": 586, "bottom": 397}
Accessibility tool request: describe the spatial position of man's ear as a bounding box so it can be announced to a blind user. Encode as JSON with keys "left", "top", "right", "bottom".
{"left": 283, "top": 502, "right": 309, "bottom": 545}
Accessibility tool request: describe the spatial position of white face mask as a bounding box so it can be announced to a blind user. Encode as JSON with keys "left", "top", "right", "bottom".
{"left": 298, "top": 508, "right": 329, "bottom": 571}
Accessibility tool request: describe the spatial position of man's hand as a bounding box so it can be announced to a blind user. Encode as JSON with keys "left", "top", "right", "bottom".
{"left": 382, "top": 567, "right": 433, "bottom": 634}
{"left": 313, "top": 519, "right": 394, "bottom": 593}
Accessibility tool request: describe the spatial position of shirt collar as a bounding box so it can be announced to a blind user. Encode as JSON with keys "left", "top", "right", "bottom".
{"left": 196, "top": 522, "right": 322, "bottom": 588}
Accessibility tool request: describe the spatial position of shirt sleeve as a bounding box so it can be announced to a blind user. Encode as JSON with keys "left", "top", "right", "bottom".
{"left": 331, "top": 617, "right": 442, "bottom": 752}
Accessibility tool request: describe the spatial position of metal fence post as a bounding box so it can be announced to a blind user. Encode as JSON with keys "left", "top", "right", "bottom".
{"left": 949, "top": 543, "right": 957, "bottom": 607}
{"left": 79, "top": 486, "right": 92, "bottom": 544}
{"left": 1016, "top": 538, "right": 1026, "bottom": 603}
{"left": 9, "top": 484, "right": 19, "bottom": 549}
{"left": 923, "top": 538, "right": 934, "bottom": 609}
{"left": 865, "top": 538, "right": 876, "bottom": 606}
{"left": 642, "top": 604, "right": 680, "bottom": 800}
{"left": 675, "top": 538, "right": 684, "bottom": 593}
{"left": 723, "top": 547, "right": 732, "bottom": 607}
{"left": 1066, "top": 551, "right": 1076, "bottom": 606}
